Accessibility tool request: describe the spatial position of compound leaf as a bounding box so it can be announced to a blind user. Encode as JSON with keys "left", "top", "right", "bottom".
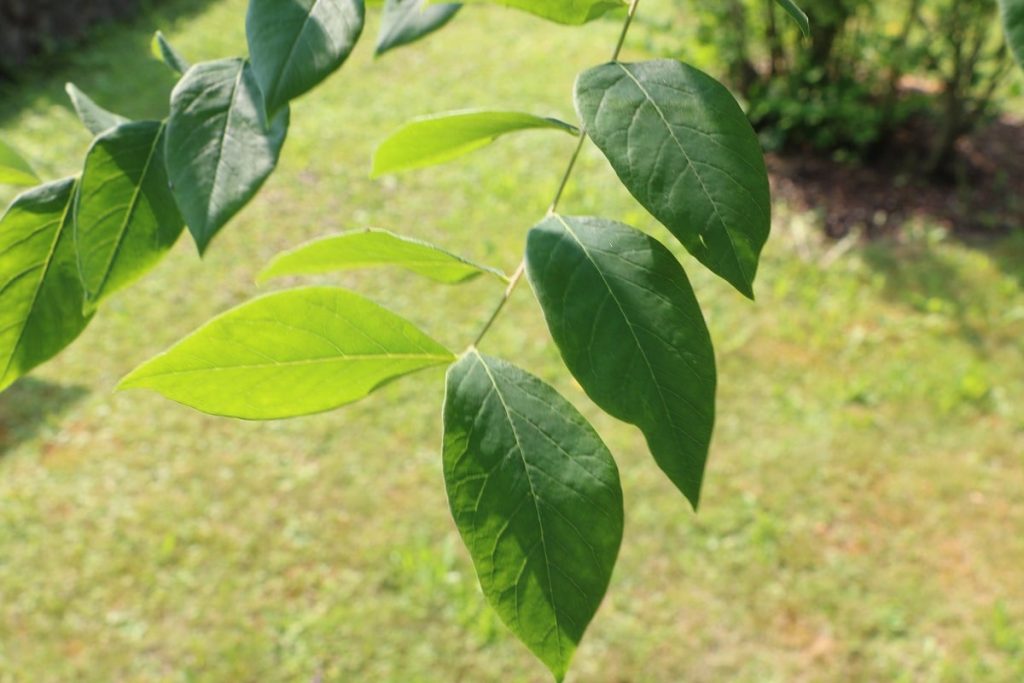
{"left": 0, "top": 138, "right": 39, "bottom": 187}
{"left": 0, "top": 178, "right": 93, "bottom": 391}
{"left": 65, "top": 83, "right": 129, "bottom": 136}
{"left": 151, "top": 31, "right": 190, "bottom": 74}
{"left": 75, "top": 121, "right": 184, "bottom": 308}
{"left": 448, "top": 0, "right": 623, "bottom": 24}
{"left": 120, "top": 286, "right": 454, "bottom": 418}
{"left": 377, "top": 0, "right": 460, "bottom": 54}
{"left": 1002, "top": 0, "right": 1024, "bottom": 68}
{"left": 575, "top": 60, "right": 771, "bottom": 298}
{"left": 259, "top": 228, "right": 506, "bottom": 284}
{"left": 775, "top": 0, "right": 809, "bottom": 37}
{"left": 443, "top": 350, "right": 623, "bottom": 681}
{"left": 165, "top": 58, "right": 290, "bottom": 253}
{"left": 526, "top": 215, "right": 716, "bottom": 508}
{"left": 247, "top": 0, "right": 365, "bottom": 115}
{"left": 372, "top": 110, "right": 577, "bottom": 176}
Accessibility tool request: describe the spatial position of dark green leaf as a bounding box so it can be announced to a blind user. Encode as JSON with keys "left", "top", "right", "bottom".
{"left": 452, "top": 0, "right": 623, "bottom": 24}
{"left": 372, "top": 110, "right": 577, "bottom": 176}
{"left": 0, "top": 179, "right": 93, "bottom": 392}
{"left": 376, "top": 0, "right": 460, "bottom": 55}
{"left": 65, "top": 83, "right": 129, "bottom": 136}
{"left": 0, "top": 138, "right": 39, "bottom": 187}
{"left": 775, "top": 0, "right": 809, "bottom": 37}
{"left": 75, "top": 121, "right": 184, "bottom": 308}
{"left": 1002, "top": 0, "right": 1024, "bottom": 68}
{"left": 151, "top": 31, "right": 190, "bottom": 74}
{"left": 246, "top": 0, "right": 365, "bottom": 115}
{"left": 443, "top": 350, "right": 623, "bottom": 681}
{"left": 165, "top": 58, "right": 290, "bottom": 253}
{"left": 259, "top": 228, "right": 506, "bottom": 284}
{"left": 575, "top": 60, "right": 771, "bottom": 298}
{"left": 120, "top": 286, "right": 454, "bottom": 418}
{"left": 526, "top": 215, "right": 715, "bottom": 508}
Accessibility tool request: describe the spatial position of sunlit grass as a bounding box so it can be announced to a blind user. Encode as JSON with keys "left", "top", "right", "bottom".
{"left": 1, "top": 1, "right": 1022, "bottom": 681}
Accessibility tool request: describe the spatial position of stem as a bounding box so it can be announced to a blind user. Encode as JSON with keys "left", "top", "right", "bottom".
{"left": 470, "top": 0, "right": 642, "bottom": 349}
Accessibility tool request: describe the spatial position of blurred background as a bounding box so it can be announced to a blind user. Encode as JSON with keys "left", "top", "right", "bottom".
{"left": 0, "top": 0, "right": 1022, "bottom": 680}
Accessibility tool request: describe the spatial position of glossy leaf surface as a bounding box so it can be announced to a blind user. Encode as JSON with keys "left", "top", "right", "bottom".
{"left": 75, "top": 121, "right": 184, "bottom": 308}
{"left": 120, "top": 286, "right": 454, "bottom": 418}
{"left": 377, "top": 0, "right": 460, "bottom": 54}
{"left": 526, "top": 215, "right": 716, "bottom": 508}
{"left": 259, "top": 228, "right": 505, "bottom": 284}
{"left": 247, "top": 0, "right": 365, "bottom": 115}
{"left": 451, "top": 0, "right": 622, "bottom": 24}
{"left": 165, "top": 58, "right": 290, "bottom": 253}
{"left": 443, "top": 350, "right": 623, "bottom": 681}
{"left": 372, "top": 110, "right": 577, "bottom": 176}
{"left": 575, "top": 59, "right": 771, "bottom": 298}
{"left": 0, "top": 139, "right": 39, "bottom": 186}
{"left": 1003, "top": 0, "right": 1024, "bottom": 67}
{"left": 65, "top": 83, "right": 128, "bottom": 136}
{"left": 0, "top": 179, "right": 93, "bottom": 392}
{"left": 775, "top": 0, "right": 809, "bottom": 37}
{"left": 151, "top": 31, "right": 190, "bottom": 74}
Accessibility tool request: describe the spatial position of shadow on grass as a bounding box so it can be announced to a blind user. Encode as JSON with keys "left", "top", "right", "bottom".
{"left": 0, "top": 0, "right": 219, "bottom": 129}
{"left": 0, "top": 378, "right": 88, "bottom": 457}
{"left": 859, "top": 234, "right": 1023, "bottom": 351}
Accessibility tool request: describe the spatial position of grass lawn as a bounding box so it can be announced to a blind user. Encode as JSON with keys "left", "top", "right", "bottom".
{"left": 1, "top": 1, "right": 1023, "bottom": 680}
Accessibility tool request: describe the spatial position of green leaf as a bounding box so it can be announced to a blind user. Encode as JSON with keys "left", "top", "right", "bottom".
{"left": 372, "top": 110, "right": 578, "bottom": 176}
{"left": 447, "top": 0, "right": 623, "bottom": 24}
{"left": 443, "top": 350, "right": 623, "bottom": 681}
{"left": 775, "top": 0, "right": 809, "bottom": 37}
{"left": 165, "top": 58, "right": 290, "bottom": 254}
{"left": 74, "top": 121, "right": 184, "bottom": 309}
{"left": 120, "top": 286, "right": 454, "bottom": 418}
{"left": 246, "top": 0, "right": 365, "bottom": 115}
{"left": 376, "top": 0, "right": 460, "bottom": 55}
{"left": 259, "top": 228, "right": 506, "bottom": 284}
{"left": 526, "top": 215, "right": 716, "bottom": 508}
{"left": 575, "top": 60, "right": 771, "bottom": 299}
{"left": 151, "top": 31, "right": 190, "bottom": 74}
{"left": 1002, "top": 0, "right": 1024, "bottom": 68}
{"left": 0, "top": 138, "right": 39, "bottom": 187}
{"left": 65, "top": 83, "right": 129, "bottom": 136}
{"left": 0, "top": 179, "right": 93, "bottom": 392}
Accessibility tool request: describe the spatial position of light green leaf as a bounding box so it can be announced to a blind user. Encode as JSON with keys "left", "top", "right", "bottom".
{"left": 1002, "top": 0, "right": 1024, "bottom": 68}
{"left": 246, "top": 0, "right": 365, "bottom": 115}
{"left": 259, "top": 228, "right": 506, "bottom": 284}
{"left": 372, "top": 110, "right": 578, "bottom": 176}
{"left": 151, "top": 31, "right": 190, "bottom": 74}
{"left": 120, "top": 286, "right": 454, "bottom": 418}
{"left": 165, "top": 58, "right": 290, "bottom": 254}
{"left": 575, "top": 60, "right": 771, "bottom": 298}
{"left": 443, "top": 350, "right": 623, "bottom": 681}
{"left": 65, "top": 83, "right": 129, "bottom": 136}
{"left": 526, "top": 215, "right": 716, "bottom": 508}
{"left": 447, "top": 0, "right": 623, "bottom": 24}
{"left": 775, "top": 0, "right": 809, "bottom": 37}
{"left": 376, "top": 0, "right": 460, "bottom": 55}
{"left": 0, "top": 138, "right": 39, "bottom": 187}
{"left": 74, "top": 121, "right": 184, "bottom": 309}
{"left": 0, "top": 178, "right": 93, "bottom": 392}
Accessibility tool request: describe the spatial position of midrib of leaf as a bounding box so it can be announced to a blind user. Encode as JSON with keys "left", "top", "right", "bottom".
{"left": 131, "top": 351, "right": 453, "bottom": 379}
{"left": 88, "top": 122, "right": 165, "bottom": 301}
{"left": 472, "top": 350, "right": 565, "bottom": 663}
{"left": 613, "top": 63, "right": 750, "bottom": 287}
{"left": 553, "top": 214, "right": 683, "bottom": 444}
{"left": 208, "top": 63, "right": 246, "bottom": 234}
{"left": 1, "top": 183, "right": 74, "bottom": 382}
{"left": 273, "top": 0, "right": 325, "bottom": 106}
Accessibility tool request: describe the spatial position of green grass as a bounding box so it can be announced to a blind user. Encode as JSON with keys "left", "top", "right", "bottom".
{"left": 1, "top": 1, "right": 1023, "bottom": 681}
